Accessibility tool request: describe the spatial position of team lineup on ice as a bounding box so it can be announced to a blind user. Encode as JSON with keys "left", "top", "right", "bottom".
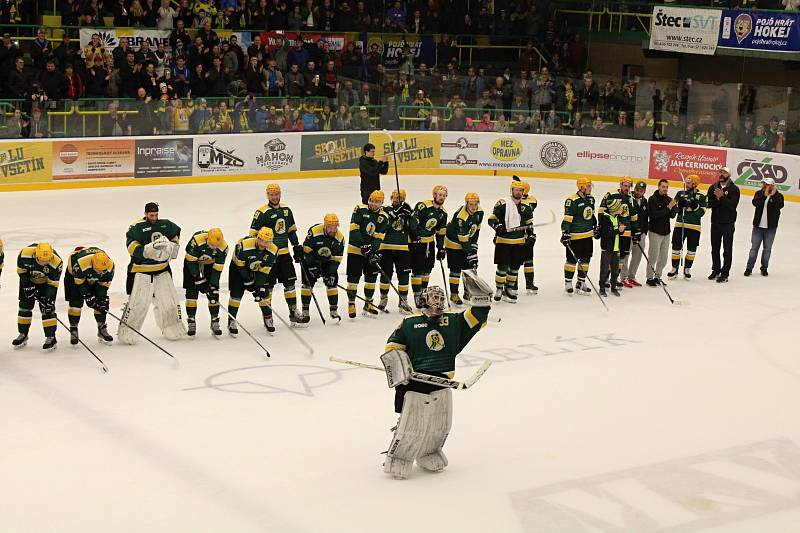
{"left": 2, "top": 170, "right": 800, "bottom": 532}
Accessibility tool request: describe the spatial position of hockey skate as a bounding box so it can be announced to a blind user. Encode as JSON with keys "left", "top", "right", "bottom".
{"left": 348, "top": 302, "right": 356, "bottom": 319}
{"left": 264, "top": 314, "right": 275, "bottom": 333}
{"left": 210, "top": 317, "right": 222, "bottom": 337}
{"left": 228, "top": 317, "right": 239, "bottom": 336}
{"left": 565, "top": 281, "right": 574, "bottom": 294}
{"left": 526, "top": 284, "right": 539, "bottom": 294}
{"left": 12, "top": 333, "right": 28, "bottom": 348}
{"left": 414, "top": 293, "right": 424, "bottom": 309}
{"left": 187, "top": 318, "right": 197, "bottom": 337}
{"left": 42, "top": 336, "right": 57, "bottom": 351}
{"left": 575, "top": 281, "right": 591, "bottom": 295}
{"left": 293, "top": 307, "right": 310, "bottom": 327}
{"left": 377, "top": 294, "right": 389, "bottom": 311}
{"left": 684, "top": 268, "right": 692, "bottom": 279}
{"left": 289, "top": 308, "right": 307, "bottom": 328}
{"left": 398, "top": 298, "right": 413, "bottom": 315}
{"left": 329, "top": 305, "right": 342, "bottom": 322}
{"left": 493, "top": 288, "right": 503, "bottom": 301}
{"left": 69, "top": 326, "right": 79, "bottom": 345}
{"left": 667, "top": 267, "right": 679, "bottom": 279}
{"left": 502, "top": 287, "right": 517, "bottom": 303}
{"left": 362, "top": 301, "right": 379, "bottom": 318}
{"left": 97, "top": 323, "right": 113, "bottom": 344}
{"left": 449, "top": 294, "right": 464, "bottom": 307}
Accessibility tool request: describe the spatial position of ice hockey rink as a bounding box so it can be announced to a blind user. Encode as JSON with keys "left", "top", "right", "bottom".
{"left": 2, "top": 173, "right": 800, "bottom": 533}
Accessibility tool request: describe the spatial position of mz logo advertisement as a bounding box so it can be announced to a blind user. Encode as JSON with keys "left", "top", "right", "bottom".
{"left": 197, "top": 140, "right": 245, "bottom": 170}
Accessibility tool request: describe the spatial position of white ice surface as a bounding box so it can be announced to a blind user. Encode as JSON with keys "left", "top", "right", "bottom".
{"left": 1, "top": 175, "right": 800, "bottom": 533}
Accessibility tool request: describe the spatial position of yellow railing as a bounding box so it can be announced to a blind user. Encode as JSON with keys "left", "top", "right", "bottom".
{"left": 558, "top": 6, "right": 652, "bottom": 34}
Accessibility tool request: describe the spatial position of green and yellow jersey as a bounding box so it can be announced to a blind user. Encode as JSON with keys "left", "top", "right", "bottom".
{"left": 348, "top": 204, "right": 388, "bottom": 255}
{"left": 67, "top": 247, "right": 114, "bottom": 297}
{"left": 126, "top": 217, "right": 181, "bottom": 274}
{"left": 599, "top": 190, "right": 637, "bottom": 237}
{"left": 674, "top": 190, "right": 707, "bottom": 232}
{"left": 17, "top": 243, "right": 63, "bottom": 298}
{"left": 249, "top": 203, "right": 299, "bottom": 255}
{"left": 487, "top": 199, "right": 534, "bottom": 245}
{"left": 561, "top": 193, "right": 596, "bottom": 240}
{"left": 380, "top": 203, "right": 412, "bottom": 252}
{"left": 303, "top": 223, "right": 345, "bottom": 275}
{"left": 410, "top": 200, "right": 447, "bottom": 247}
{"left": 184, "top": 230, "right": 228, "bottom": 285}
{"left": 444, "top": 205, "right": 484, "bottom": 251}
{"left": 385, "top": 306, "right": 490, "bottom": 374}
{"left": 230, "top": 236, "right": 278, "bottom": 286}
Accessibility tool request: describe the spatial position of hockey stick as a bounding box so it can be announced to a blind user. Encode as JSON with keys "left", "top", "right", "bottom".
{"left": 636, "top": 242, "right": 686, "bottom": 305}
{"left": 382, "top": 129, "right": 401, "bottom": 194}
{"left": 57, "top": 316, "right": 108, "bottom": 373}
{"left": 439, "top": 259, "right": 451, "bottom": 309}
{"left": 223, "top": 309, "right": 271, "bottom": 358}
{"left": 505, "top": 209, "right": 557, "bottom": 232}
{"left": 565, "top": 242, "right": 609, "bottom": 312}
{"left": 329, "top": 356, "right": 492, "bottom": 390}
{"left": 273, "top": 312, "right": 314, "bottom": 356}
{"left": 299, "top": 262, "right": 326, "bottom": 325}
{"left": 107, "top": 310, "right": 179, "bottom": 364}
{"left": 374, "top": 262, "right": 414, "bottom": 313}
{"left": 336, "top": 283, "right": 390, "bottom": 313}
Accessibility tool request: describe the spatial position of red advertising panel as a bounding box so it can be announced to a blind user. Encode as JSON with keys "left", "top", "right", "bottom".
{"left": 649, "top": 144, "right": 727, "bottom": 184}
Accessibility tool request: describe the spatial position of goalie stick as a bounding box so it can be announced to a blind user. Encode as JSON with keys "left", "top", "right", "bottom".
{"left": 329, "top": 356, "right": 492, "bottom": 390}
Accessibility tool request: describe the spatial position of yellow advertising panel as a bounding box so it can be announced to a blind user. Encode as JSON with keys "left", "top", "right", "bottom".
{"left": 0, "top": 141, "right": 52, "bottom": 184}
{"left": 370, "top": 132, "right": 441, "bottom": 170}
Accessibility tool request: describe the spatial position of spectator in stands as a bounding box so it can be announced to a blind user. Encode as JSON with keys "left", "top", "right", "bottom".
{"left": 40, "top": 60, "right": 65, "bottom": 102}
{"left": 7, "top": 108, "right": 28, "bottom": 138}
{"left": 518, "top": 41, "right": 538, "bottom": 73}
{"left": 566, "top": 111, "right": 586, "bottom": 136}
{"left": 476, "top": 112, "right": 494, "bottom": 132}
{"left": 285, "top": 62, "right": 304, "bottom": 97}
{"left": 132, "top": 87, "right": 156, "bottom": 135}
{"left": 206, "top": 56, "right": 229, "bottom": 97}
{"left": 381, "top": 100, "right": 401, "bottom": 130}
{"left": 322, "top": 59, "right": 339, "bottom": 100}
{"left": 111, "top": 0, "right": 130, "bottom": 25}
{"left": 513, "top": 112, "right": 530, "bottom": 133}
{"left": 612, "top": 110, "right": 632, "bottom": 139}
{"left": 494, "top": 113, "right": 512, "bottom": 133}
{"left": 101, "top": 103, "right": 131, "bottom": 136}
{"left": 319, "top": 103, "right": 335, "bottom": 130}
{"left": 172, "top": 97, "right": 192, "bottom": 132}
{"left": 62, "top": 63, "right": 84, "bottom": 100}
{"left": 30, "top": 28, "right": 54, "bottom": 70}
{"left": 591, "top": 116, "right": 607, "bottom": 137}
{"left": 544, "top": 108, "right": 560, "bottom": 134}
{"left": 662, "top": 114, "right": 684, "bottom": 143}
{"left": 338, "top": 80, "right": 359, "bottom": 109}
{"left": 752, "top": 125, "right": 769, "bottom": 150}
{"left": 140, "top": 62, "right": 160, "bottom": 98}
{"left": 461, "top": 66, "right": 485, "bottom": 107}
{"left": 335, "top": 103, "right": 351, "bottom": 130}
{"left": 684, "top": 123, "right": 697, "bottom": 144}
{"left": 86, "top": 56, "right": 111, "bottom": 98}
{"left": 530, "top": 111, "right": 543, "bottom": 133}
{"left": 264, "top": 58, "right": 284, "bottom": 97}
{"left": 27, "top": 107, "right": 48, "bottom": 138}
{"left": 351, "top": 105, "right": 372, "bottom": 130}
{"left": 386, "top": 0, "right": 406, "bottom": 30}
{"left": 532, "top": 67, "right": 555, "bottom": 113}
{"left": 54, "top": 34, "right": 79, "bottom": 69}
{"left": 189, "top": 63, "right": 207, "bottom": 97}
{"left": 302, "top": 104, "right": 320, "bottom": 131}
{"left": 491, "top": 76, "right": 511, "bottom": 114}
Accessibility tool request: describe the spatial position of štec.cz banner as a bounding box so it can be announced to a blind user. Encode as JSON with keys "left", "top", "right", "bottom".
{"left": 718, "top": 10, "right": 800, "bottom": 53}
{"left": 650, "top": 6, "right": 721, "bottom": 55}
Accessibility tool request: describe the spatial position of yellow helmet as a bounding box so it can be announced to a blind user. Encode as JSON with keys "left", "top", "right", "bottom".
{"left": 511, "top": 179, "right": 525, "bottom": 192}
{"left": 207, "top": 227, "right": 225, "bottom": 248}
{"left": 621, "top": 176, "right": 633, "bottom": 186}
{"left": 464, "top": 192, "right": 480, "bottom": 203}
{"left": 323, "top": 213, "right": 339, "bottom": 227}
{"left": 35, "top": 242, "right": 54, "bottom": 263}
{"left": 522, "top": 182, "right": 531, "bottom": 194}
{"left": 91, "top": 251, "right": 112, "bottom": 272}
{"left": 0, "top": 238, "right": 3, "bottom": 253}
{"left": 256, "top": 227, "right": 274, "bottom": 242}
{"left": 369, "top": 190, "right": 385, "bottom": 204}
{"left": 391, "top": 188, "right": 406, "bottom": 201}
{"left": 606, "top": 198, "right": 623, "bottom": 215}
{"left": 266, "top": 183, "right": 281, "bottom": 195}
{"left": 686, "top": 174, "right": 701, "bottom": 187}
{"left": 577, "top": 177, "right": 592, "bottom": 189}
{"left": 432, "top": 184, "right": 448, "bottom": 197}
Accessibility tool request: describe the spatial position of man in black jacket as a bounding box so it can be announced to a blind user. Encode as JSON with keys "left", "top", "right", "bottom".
{"left": 358, "top": 143, "right": 389, "bottom": 203}
{"left": 646, "top": 179, "right": 676, "bottom": 287}
{"left": 707, "top": 166, "right": 740, "bottom": 283}
{"left": 622, "top": 180, "right": 648, "bottom": 286}
{"left": 745, "top": 177, "right": 784, "bottom": 277}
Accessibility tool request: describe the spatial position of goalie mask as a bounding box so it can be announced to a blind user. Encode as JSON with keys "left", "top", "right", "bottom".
{"left": 421, "top": 286, "right": 447, "bottom": 317}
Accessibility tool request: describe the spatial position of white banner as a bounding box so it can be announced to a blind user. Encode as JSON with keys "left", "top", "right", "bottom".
{"left": 439, "top": 132, "right": 539, "bottom": 171}
{"left": 728, "top": 148, "right": 800, "bottom": 197}
{"left": 649, "top": 6, "right": 721, "bottom": 55}
{"left": 192, "top": 133, "right": 300, "bottom": 176}
{"left": 79, "top": 28, "right": 172, "bottom": 52}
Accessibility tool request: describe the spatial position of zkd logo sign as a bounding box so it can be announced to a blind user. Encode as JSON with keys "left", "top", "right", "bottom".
{"left": 735, "top": 157, "right": 790, "bottom": 191}
{"left": 540, "top": 141, "right": 568, "bottom": 169}
{"left": 440, "top": 137, "right": 478, "bottom": 150}
{"left": 197, "top": 141, "right": 244, "bottom": 168}
{"left": 257, "top": 138, "right": 294, "bottom": 170}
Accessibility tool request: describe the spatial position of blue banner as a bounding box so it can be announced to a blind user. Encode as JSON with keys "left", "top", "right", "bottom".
{"left": 718, "top": 10, "right": 800, "bottom": 52}
{"left": 359, "top": 34, "right": 437, "bottom": 70}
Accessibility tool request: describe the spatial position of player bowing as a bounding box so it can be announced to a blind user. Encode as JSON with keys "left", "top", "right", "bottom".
{"left": 14, "top": 242, "right": 62, "bottom": 350}
{"left": 299, "top": 213, "right": 345, "bottom": 323}
{"left": 65, "top": 246, "right": 114, "bottom": 345}
{"left": 228, "top": 227, "right": 277, "bottom": 334}
{"left": 378, "top": 189, "right": 413, "bottom": 313}
{"left": 184, "top": 228, "right": 228, "bottom": 337}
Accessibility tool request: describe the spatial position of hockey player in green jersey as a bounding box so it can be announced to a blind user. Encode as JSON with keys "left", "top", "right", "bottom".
{"left": 378, "top": 189, "right": 413, "bottom": 313}
{"left": 14, "top": 242, "right": 62, "bottom": 350}
{"left": 487, "top": 179, "right": 534, "bottom": 303}
{"left": 250, "top": 183, "right": 303, "bottom": 326}
{"left": 561, "top": 178, "right": 597, "bottom": 295}
{"left": 380, "top": 269, "right": 494, "bottom": 479}
{"left": 668, "top": 174, "right": 707, "bottom": 279}
{"left": 120, "top": 202, "right": 184, "bottom": 344}
{"left": 409, "top": 185, "right": 448, "bottom": 308}
{"left": 298, "top": 213, "right": 345, "bottom": 323}
{"left": 183, "top": 228, "right": 228, "bottom": 337}
{"left": 444, "top": 191, "right": 483, "bottom": 306}
{"left": 520, "top": 181, "right": 539, "bottom": 294}
{"left": 0, "top": 239, "right": 4, "bottom": 283}
{"left": 64, "top": 247, "right": 114, "bottom": 345}
{"left": 346, "top": 190, "right": 389, "bottom": 318}
{"left": 598, "top": 176, "right": 637, "bottom": 290}
{"left": 227, "top": 227, "right": 278, "bottom": 334}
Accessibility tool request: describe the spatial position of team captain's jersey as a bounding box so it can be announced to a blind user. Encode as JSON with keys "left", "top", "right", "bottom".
{"left": 410, "top": 200, "right": 447, "bottom": 248}
{"left": 303, "top": 223, "right": 345, "bottom": 275}
{"left": 230, "top": 236, "right": 278, "bottom": 286}
{"left": 487, "top": 199, "right": 534, "bottom": 245}
{"left": 380, "top": 202, "right": 412, "bottom": 252}
{"left": 599, "top": 190, "right": 637, "bottom": 237}
{"left": 17, "top": 243, "right": 63, "bottom": 298}
{"left": 674, "top": 189, "right": 707, "bottom": 232}
{"left": 348, "top": 204, "right": 388, "bottom": 255}
{"left": 561, "top": 193, "right": 596, "bottom": 240}
{"left": 385, "top": 306, "right": 490, "bottom": 374}
{"left": 444, "top": 205, "right": 483, "bottom": 251}
{"left": 249, "top": 203, "right": 299, "bottom": 255}
{"left": 184, "top": 230, "right": 228, "bottom": 285}
{"left": 126, "top": 217, "right": 181, "bottom": 273}
{"left": 67, "top": 247, "right": 114, "bottom": 297}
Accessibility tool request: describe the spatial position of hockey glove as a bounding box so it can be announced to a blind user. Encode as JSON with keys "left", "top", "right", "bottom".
{"left": 194, "top": 274, "right": 208, "bottom": 293}
{"left": 292, "top": 244, "right": 304, "bottom": 264}
{"left": 526, "top": 229, "right": 537, "bottom": 246}
{"left": 632, "top": 232, "right": 642, "bottom": 244}
{"left": 22, "top": 283, "right": 37, "bottom": 301}
{"left": 560, "top": 232, "right": 571, "bottom": 247}
{"left": 88, "top": 295, "right": 109, "bottom": 312}
{"left": 323, "top": 272, "right": 338, "bottom": 288}
{"left": 678, "top": 197, "right": 689, "bottom": 208}
{"left": 242, "top": 278, "right": 255, "bottom": 291}
{"left": 207, "top": 285, "right": 220, "bottom": 305}
{"left": 85, "top": 294, "right": 97, "bottom": 309}
{"left": 368, "top": 250, "right": 382, "bottom": 266}
{"left": 462, "top": 270, "right": 493, "bottom": 307}
{"left": 689, "top": 199, "right": 699, "bottom": 210}
{"left": 360, "top": 243, "right": 372, "bottom": 257}
{"left": 305, "top": 265, "right": 320, "bottom": 283}
{"left": 39, "top": 297, "right": 55, "bottom": 316}
{"left": 436, "top": 248, "right": 446, "bottom": 261}
{"left": 493, "top": 222, "right": 506, "bottom": 234}
{"left": 397, "top": 203, "right": 412, "bottom": 218}
{"left": 593, "top": 226, "right": 601, "bottom": 239}
{"left": 253, "top": 286, "right": 268, "bottom": 302}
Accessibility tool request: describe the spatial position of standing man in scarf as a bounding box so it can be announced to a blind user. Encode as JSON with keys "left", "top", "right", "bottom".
{"left": 487, "top": 179, "right": 534, "bottom": 303}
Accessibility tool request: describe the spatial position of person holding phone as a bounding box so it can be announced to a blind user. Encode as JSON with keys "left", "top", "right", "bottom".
{"left": 745, "top": 177, "right": 784, "bottom": 277}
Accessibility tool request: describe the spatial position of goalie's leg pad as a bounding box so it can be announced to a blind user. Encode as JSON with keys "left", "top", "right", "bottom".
{"left": 152, "top": 272, "right": 187, "bottom": 340}
{"left": 383, "top": 391, "right": 430, "bottom": 480}
{"left": 117, "top": 273, "right": 154, "bottom": 345}
{"left": 415, "top": 388, "right": 453, "bottom": 473}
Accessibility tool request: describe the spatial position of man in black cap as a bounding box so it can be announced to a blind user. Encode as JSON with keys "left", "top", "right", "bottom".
{"left": 359, "top": 142, "right": 389, "bottom": 204}
{"left": 707, "top": 166, "right": 740, "bottom": 283}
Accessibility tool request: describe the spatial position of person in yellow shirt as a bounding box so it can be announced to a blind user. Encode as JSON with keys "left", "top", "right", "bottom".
{"left": 171, "top": 98, "right": 192, "bottom": 133}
